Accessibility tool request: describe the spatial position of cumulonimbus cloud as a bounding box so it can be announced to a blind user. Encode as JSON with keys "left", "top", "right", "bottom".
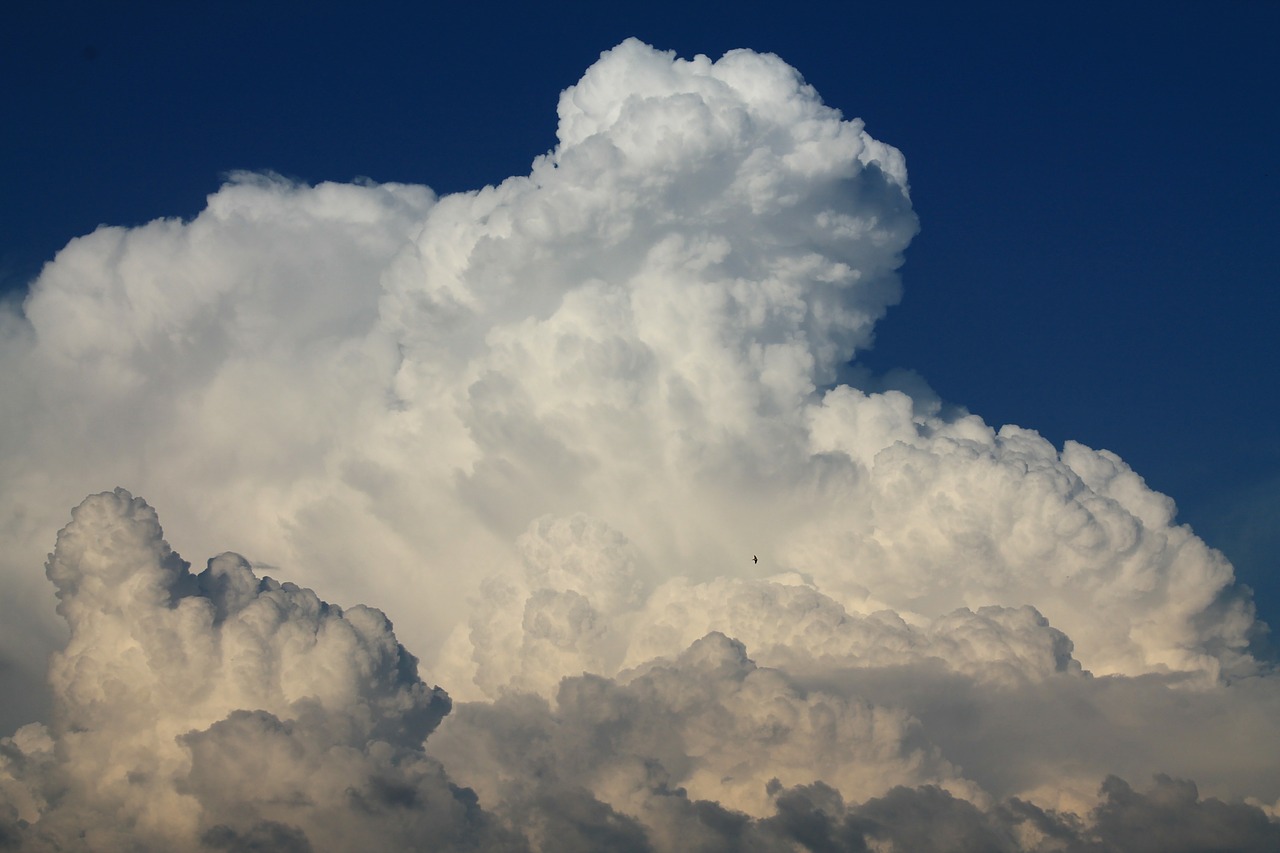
{"left": 0, "top": 39, "right": 1277, "bottom": 851}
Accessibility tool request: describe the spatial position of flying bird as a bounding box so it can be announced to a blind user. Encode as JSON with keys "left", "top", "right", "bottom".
{"left": 753, "top": 555, "right": 758, "bottom": 564}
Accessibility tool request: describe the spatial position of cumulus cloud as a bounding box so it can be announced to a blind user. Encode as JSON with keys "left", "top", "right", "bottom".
{"left": 0, "top": 489, "right": 516, "bottom": 851}
{"left": 1, "top": 38, "right": 1277, "bottom": 850}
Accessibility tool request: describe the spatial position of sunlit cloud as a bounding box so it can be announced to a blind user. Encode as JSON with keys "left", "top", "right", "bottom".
{"left": 1, "top": 40, "right": 1276, "bottom": 851}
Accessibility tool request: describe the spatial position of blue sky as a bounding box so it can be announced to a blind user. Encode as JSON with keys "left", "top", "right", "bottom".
{"left": 3, "top": 0, "right": 1277, "bottom": 631}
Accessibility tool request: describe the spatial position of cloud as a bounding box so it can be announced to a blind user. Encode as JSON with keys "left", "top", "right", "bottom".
{"left": 0, "top": 489, "right": 516, "bottom": 850}
{"left": 756, "top": 776, "right": 1280, "bottom": 853}
{"left": 1, "top": 38, "right": 1278, "bottom": 850}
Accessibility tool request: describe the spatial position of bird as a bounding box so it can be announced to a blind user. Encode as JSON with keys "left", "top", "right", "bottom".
{"left": 752, "top": 555, "right": 758, "bottom": 564}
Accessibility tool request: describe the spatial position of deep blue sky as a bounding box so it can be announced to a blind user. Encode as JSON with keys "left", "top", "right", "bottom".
{"left": 3, "top": 1, "right": 1278, "bottom": 633}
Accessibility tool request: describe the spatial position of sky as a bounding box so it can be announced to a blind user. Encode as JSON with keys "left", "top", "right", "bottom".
{"left": 1, "top": 2, "right": 1279, "bottom": 851}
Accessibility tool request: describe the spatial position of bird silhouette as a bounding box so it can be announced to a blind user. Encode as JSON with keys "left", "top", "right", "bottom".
{"left": 752, "top": 555, "right": 758, "bottom": 564}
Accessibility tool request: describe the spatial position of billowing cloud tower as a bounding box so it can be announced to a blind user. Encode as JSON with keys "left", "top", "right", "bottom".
{"left": 1, "top": 39, "right": 1277, "bottom": 851}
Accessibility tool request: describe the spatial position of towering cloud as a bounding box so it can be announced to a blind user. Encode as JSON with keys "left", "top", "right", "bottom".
{"left": 0, "top": 39, "right": 1276, "bottom": 850}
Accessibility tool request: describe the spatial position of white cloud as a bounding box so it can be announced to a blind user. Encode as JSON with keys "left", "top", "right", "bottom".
{"left": 1, "top": 38, "right": 1277, "bottom": 850}
{"left": 1, "top": 489, "right": 512, "bottom": 850}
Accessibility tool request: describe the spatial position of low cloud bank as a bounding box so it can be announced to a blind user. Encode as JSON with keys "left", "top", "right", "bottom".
{"left": 1, "top": 490, "right": 1276, "bottom": 850}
